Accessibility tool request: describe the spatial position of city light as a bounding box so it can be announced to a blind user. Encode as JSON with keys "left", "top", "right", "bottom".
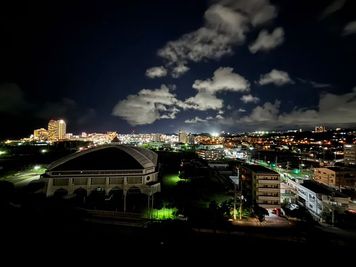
{"left": 33, "top": 165, "right": 41, "bottom": 170}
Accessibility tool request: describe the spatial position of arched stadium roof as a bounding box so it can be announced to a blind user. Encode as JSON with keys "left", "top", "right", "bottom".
{"left": 47, "top": 144, "right": 158, "bottom": 171}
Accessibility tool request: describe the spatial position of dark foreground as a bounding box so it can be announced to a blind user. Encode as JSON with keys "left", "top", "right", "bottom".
{"left": 2, "top": 205, "right": 356, "bottom": 263}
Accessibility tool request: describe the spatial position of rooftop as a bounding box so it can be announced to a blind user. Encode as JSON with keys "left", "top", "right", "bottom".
{"left": 324, "top": 166, "right": 356, "bottom": 172}
{"left": 47, "top": 144, "right": 158, "bottom": 171}
{"left": 242, "top": 164, "right": 278, "bottom": 175}
{"left": 302, "top": 180, "right": 348, "bottom": 197}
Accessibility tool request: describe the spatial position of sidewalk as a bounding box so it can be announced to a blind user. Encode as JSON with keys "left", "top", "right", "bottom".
{"left": 231, "top": 214, "right": 292, "bottom": 228}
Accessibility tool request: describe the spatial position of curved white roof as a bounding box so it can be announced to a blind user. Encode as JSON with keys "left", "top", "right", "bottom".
{"left": 47, "top": 144, "right": 158, "bottom": 171}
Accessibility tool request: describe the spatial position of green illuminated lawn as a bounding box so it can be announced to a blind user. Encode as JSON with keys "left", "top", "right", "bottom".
{"left": 162, "top": 174, "right": 182, "bottom": 187}
{"left": 145, "top": 208, "right": 177, "bottom": 220}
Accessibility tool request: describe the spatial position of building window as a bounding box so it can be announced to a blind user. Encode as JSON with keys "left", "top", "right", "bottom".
{"left": 109, "top": 178, "right": 124, "bottom": 184}
{"left": 127, "top": 176, "right": 142, "bottom": 184}
{"left": 73, "top": 178, "right": 87, "bottom": 185}
{"left": 53, "top": 179, "right": 69, "bottom": 186}
{"left": 91, "top": 178, "right": 105, "bottom": 185}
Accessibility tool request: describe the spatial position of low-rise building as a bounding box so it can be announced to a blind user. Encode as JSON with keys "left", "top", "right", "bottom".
{"left": 40, "top": 144, "right": 160, "bottom": 212}
{"left": 344, "top": 144, "right": 356, "bottom": 165}
{"left": 314, "top": 166, "right": 356, "bottom": 190}
{"left": 288, "top": 178, "right": 351, "bottom": 220}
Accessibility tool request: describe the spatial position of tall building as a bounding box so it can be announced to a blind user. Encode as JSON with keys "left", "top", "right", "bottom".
{"left": 33, "top": 128, "right": 48, "bottom": 140}
{"left": 178, "top": 130, "right": 188, "bottom": 144}
{"left": 241, "top": 165, "right": 280, "bottom": 210}
{"left": 48, "top": 119, "right": 66, "bottom": 141}
{"left": 188, "top": 134, "right": 195, "bottom": 144}
{"left": 344, "top": 144, "right": 356, "bottom": 165}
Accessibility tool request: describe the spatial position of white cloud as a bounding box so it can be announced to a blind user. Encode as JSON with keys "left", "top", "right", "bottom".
{"left": 112, "top": 85, "right": 185, "bottom": 126}
{"left": 258, "top": 69, "right": 294, "bottom": 86}
{"left": 157, "top": 0, "right": 278, "bottom": 77}
{"left": 298, "top": 78, "right": 331, "bottom": 88}
{"left": 216, "top": 87, "right": 356, "bottom": 128}
{"left": 297, "top": 78, "right": 332, "bottom": 88}
{"left": 185, "top": 92, "right": 223, "bottom": 111}
{"left": 242, "top": 101, "right": 280, "bottom": 122}
{"left": 320, "top": 0, "right": 346, "bottom": 19}
{"left": 220, "top": 0, "right": 278, "bottom": 27}
{"left": 218, "top": 110, "right": 224, "bottom": 114}
{"left": 342, "top": 21, "right": 356, "bottom": 36}
{"left": 192, "top": 67, "right": 250, "bottom": 93}
{"left": 185, "top": 67, "right": 249, "bottom": 110}
{"left": 310, "top": 87, "right": 356, "bottom": 124}
{"left": 238, "top": 108, "right": 246, "bottom": 112}
{"left": 145, "top": 66, "right": 167, "bottom": 78}
{"left": 171, "top": 64, "right": 190, "bottom": 78}
{"left": 185, "top": 114, "right": 224, "bottom": 124}
{"left": 112, "top": 67, "right": 251, "bottom": 124}
{"left": 241, "top": 94, "right": 260, "bottom": 103}
{"left": 185, "top": 116, "right": 208, "bottom": 124}
{"left": 309, "top": 81, "right": 331, "bottom": 88}
{"left": 249, "top": 27, "right": 284, "bottom": 53}
{"left": 181, "top": 87, "right": 356, "bottom": 129}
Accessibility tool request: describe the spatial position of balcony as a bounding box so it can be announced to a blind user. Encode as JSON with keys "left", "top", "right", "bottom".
{"left": 258, "top": 179, "right": 279, "bottom": 184}
{"left": 257, "top": 187, "right": 279, "bottom": 192}
{"left": 257, "top": 195, "right": 280, "bottom": 201}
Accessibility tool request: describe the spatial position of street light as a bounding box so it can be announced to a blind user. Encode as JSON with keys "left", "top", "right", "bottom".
{"left": 230, "top": 168, "right": 240, "bottom": 220}
{"left": 239, "top": 195, "right": 244, "bottom": 220}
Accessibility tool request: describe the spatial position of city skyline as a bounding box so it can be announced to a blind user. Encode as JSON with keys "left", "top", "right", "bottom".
{"left": 1, "top": 0, "right": 356, "bottom": 138}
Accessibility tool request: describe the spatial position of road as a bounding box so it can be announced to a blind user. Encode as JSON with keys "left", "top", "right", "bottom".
{"left": 0, "top": 166, "right": 46, "bottom": 186}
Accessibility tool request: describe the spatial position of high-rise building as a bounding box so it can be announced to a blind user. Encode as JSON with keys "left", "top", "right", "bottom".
{"left": 48, "top": 119, "right": 66, "bottom": 141}
{"left": 188, "top": 134, "right": 195, "bottom": 144}
{"left": 344, "top": 144, "right": 356, "bottom": 165}
{"left": 33, "top": 128, "right": 48, "bottom": 140}
{"left": 178, "top": 130, "right": 188, "bottom": 144}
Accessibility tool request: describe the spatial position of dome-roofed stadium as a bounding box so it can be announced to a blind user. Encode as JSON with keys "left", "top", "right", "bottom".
{"left": 47, "top": 144, "right": 158, "bottom": 171}
{"left": 41, "top": 144, "right": 160, "bottom": 212}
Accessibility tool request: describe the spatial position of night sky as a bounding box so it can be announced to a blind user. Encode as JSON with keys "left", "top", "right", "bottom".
{"left": 1, "top": 0, "right": 356, "bottom": 138}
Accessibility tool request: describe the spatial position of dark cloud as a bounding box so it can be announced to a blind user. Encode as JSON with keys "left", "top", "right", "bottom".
{"left": 319, "top": 0, "right": 346, "bottom": 20}
{"left": 0, "top": 83, "right": 30, "bottom": 114}
{"left": 36, "top": 98, "right": 96, "bottom": 130}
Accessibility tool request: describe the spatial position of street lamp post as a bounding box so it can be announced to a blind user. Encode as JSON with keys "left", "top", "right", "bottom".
{"left": 231, "top": 167, "right": 240, "bottom": 220}
{"left": 239, "top": 196, "right": 244, "bottom": 220}
{"left": 233, "top": 183, "right": 237, "bottom": 220}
